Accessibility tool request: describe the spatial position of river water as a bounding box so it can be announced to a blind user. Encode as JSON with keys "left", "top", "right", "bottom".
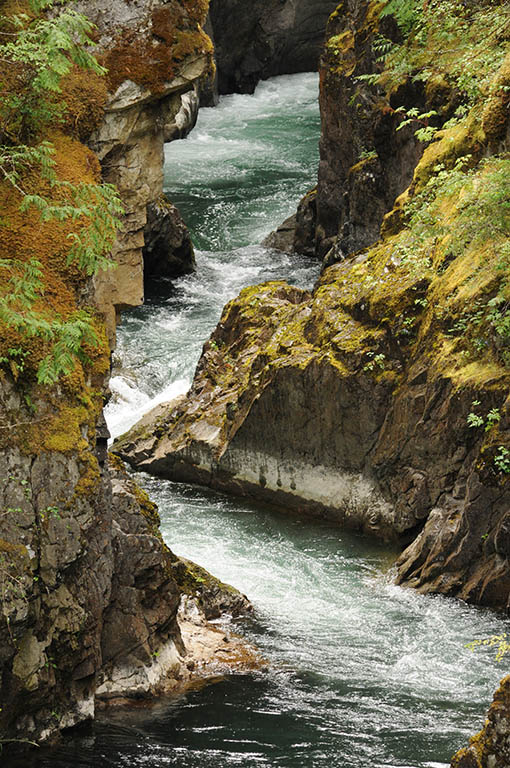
{"left": 19, "top": 73, "right": 509, "bottom": 768}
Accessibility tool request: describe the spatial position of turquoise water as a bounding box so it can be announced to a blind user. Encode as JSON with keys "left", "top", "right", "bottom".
{"left": 14, "top": 73, "right": 509, "bottom": 768}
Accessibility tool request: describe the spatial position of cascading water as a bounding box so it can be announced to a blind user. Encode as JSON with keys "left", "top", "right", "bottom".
{"left": 19, "top": 73, "right": 509, "bottom": 768}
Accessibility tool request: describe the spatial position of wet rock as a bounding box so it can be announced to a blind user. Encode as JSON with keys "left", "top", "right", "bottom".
{"left": 143, "top": 194, "right": 196, "bottom": 284}
{"left": 262, "top": 214, "right": 298, "bottom": 254}
{"left": 74, "top": 0, "right": 213, "bottom": 341}
{"left": 115, "top": 232, "right": 510, "bottom": 612}
{"left": 264, "top": 188, "right": 318, "bottom": 257}
{"left": 0, "top": 420, "right": 255, "bottom": 743}
{"left": 451, "top": 676, "right": 510, "bottom": 767}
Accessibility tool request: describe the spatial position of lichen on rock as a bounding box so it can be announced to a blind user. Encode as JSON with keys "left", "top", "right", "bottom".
{"left": 0, "top": 0, "right": 257, "bottom": 748}
{"left": 451, "top": 676, "right": 510, "bottom": 768}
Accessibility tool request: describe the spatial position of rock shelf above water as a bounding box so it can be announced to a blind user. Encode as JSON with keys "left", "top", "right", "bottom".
{"left": 114, "top": 246, "right": 510, "bottom": 614}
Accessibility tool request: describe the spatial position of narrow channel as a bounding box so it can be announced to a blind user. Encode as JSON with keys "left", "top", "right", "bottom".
{"left": 25, "top": 73, "right": 508, "bottom": 768}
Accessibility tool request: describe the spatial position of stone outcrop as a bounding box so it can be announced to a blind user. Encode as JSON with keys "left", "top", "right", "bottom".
{"left": 207, "top": 0, "right": 339, "bottom": 94}
{"left": 143, "top": 194, "right": 196, "bottom": 284}
{"left": 263, "top": 187, "right": 318, "bottom": 257}
{"left": 451, "top": 676, "right": 510, "bottom": 768}
{"left": 114, "top": 252, "right": 510, "bottom": 615}
{"left": 0, "top": 390, "right": 255, "bottom": 743}
{"left": 73, "top": 0, "right": 213, "bottom": 338}
{"left": 270, "top": 0, "right": 467, "bottom": 260}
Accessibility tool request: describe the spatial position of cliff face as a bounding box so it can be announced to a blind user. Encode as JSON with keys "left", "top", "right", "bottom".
{"left": 314, "top": 0, "right": 422, "bottom": 258}
{"left": 75, "top": 0, "right": 213, "bottom": 338}
{"left": 0, "top": 0, "right": 259, "bottom": 747}
{"left": 207, "top": 0, "right": 339, "bottom": 94}
{"left": 115, "top": 1, "right": 510, "bottom": 614}
{"left": 276, "top": 0, "right": 471, "bottom": 261}
{"left": 451, "top": 676, "right": 510, "bottom": 768}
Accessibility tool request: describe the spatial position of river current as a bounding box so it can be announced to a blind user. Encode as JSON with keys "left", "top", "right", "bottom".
{"left": 19, "top": 73, "right": 509, "bottom": 768}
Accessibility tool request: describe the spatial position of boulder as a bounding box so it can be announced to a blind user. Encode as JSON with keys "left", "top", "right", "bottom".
{"left": 143, "top": 194, "right": 196, "bottom": 283}
{"left": 451, "top": 676, "right": 510, "bottom": 768}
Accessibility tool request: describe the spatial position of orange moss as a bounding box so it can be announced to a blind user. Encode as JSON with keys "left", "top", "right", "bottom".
{"left": 0, "top": 538, "right": 28, "bottom": 556}
{"left": 103, "top": 2, "right": 213, "bottom": 94}
{"left": 0, "top": 129, "right": 109, "bottom": 382}
{"left": 59, "top": 67, "right": 108, "bottom": 142}
{"left": 182, "top": 0, "right": 210, "bottom": 27}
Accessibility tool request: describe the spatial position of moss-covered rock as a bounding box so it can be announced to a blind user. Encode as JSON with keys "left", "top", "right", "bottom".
{"left": 0, "top": 0, "right": 252, "bottom": 747}
{"left": 451, "top": 676, "right": 510, "bottom": 768}
{"left": 115, "top": 137, "right": 510, "bottom": 611}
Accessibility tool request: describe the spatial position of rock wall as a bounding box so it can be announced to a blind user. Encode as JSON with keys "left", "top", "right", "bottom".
{"left": 0, "top": 0, "right": 260, "bottom": 748}
{"left": 312, "top": 0, "right": 419, "bottom": 258}
{"left": 75, "top": 0, "right": 213, "bottom": 338}
{"left": 451, "top": 676, "right": 510, "bottom": 768}
{"left": 269, "top": 0, "right": 463, "bottom": 260}
{"left": 0, "top": 400, "right": 253, "bottom": 743}
{"left": 114, "top": 6, "right": 510, "bottom": 616}
{"left": 207, "top": 0, "right": 339, "bottom": 94}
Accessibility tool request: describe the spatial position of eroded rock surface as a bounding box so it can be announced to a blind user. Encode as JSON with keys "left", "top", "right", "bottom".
{"left": 274, "top": 0, "right": 468, "bottom": 260}
{"left": 74, "top": 0, "right": 212, "bottom": 337}
{"left": 115, "top": 118, "right": 510, "bottom": 613}
{"left": 208, "top": 0, "right": 339, "bottom": 94}
{"left": 143, "top": 194, "right": 196, "bottom": 284}
{"left": 0, "top": 0, "right": 261, "bottom": 746}
{"left": 0, "top": 416, "right": 255, "bottom": 741}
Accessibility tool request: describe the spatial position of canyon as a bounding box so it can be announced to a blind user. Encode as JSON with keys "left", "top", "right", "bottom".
{"left": 1, "top": 0, "right": 509, "bottom": 765}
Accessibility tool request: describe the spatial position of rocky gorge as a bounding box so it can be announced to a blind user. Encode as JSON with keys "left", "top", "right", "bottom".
{"left": 114, "top": 0, "right": 510, "bottom": 764}
{"left": 0, "top": 0, "right": 259, "bottom": 747}
{"left": 1, "top": 0, "right": 510, "bottom": 765}
{"left": 117, "top": 0, "right": 510, "bottom": 612}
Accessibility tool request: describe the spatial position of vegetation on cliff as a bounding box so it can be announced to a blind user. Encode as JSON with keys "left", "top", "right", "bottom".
{"left": 103, "top": 0, "right": 213, "bottom": 94}
{"left": 117, "top": 0, "right": 510, "bottom": 616}
{"left": 0, "top": 0, "right": 122, "bottom": 388}
{"left": 0, "top": 0, "right": 119, "bottom": 745}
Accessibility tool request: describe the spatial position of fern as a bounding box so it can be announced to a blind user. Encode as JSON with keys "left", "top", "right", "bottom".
{"left": 380, "top": 0, "right": 421, "bottom": 35}
{"left": 0, "top": 1, "right": 123, "bottom": 386}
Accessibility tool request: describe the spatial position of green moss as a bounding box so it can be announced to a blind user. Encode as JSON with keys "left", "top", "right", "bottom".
{"left": 482, "top": 53, "right": 510, "bottom": 143}
{"left": 413, "top": 114, "right": 484, "bottom": 192}
{"left": 348, "top": 156, "right": 378, "bottom": 177}
{"left": 74, "top": 451, "right": 101, "bottom": 498}
{"left": 172, "top": 557, "right": 238, "bottom": 597}
{"left": 328, "top": 3, "right": 344, "bottom": 24}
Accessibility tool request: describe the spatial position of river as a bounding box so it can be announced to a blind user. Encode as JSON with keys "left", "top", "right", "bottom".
{"left": 19, "top": 72, "right": 509, "bottom": 768}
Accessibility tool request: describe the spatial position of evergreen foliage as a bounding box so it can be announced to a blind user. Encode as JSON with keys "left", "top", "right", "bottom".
{"left": 0, "top": 0, "right": 123, "bottom": 385}
{"left": 0, "top": 0, "right": 106, "bottom": 142}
